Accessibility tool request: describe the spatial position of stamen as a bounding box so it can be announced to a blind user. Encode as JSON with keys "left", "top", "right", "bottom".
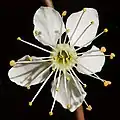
{"left": 29, "top": 70, "right": 54, "bottom": 106}
{"left": 63, "top": 69, "right": 71, "bottom": 108}
{"left": 84, "top": 100, "right": 92, "bottom": 111}
{"left": 69, "top": 70, "right": 84, "bottom": 94}
{"left": 69, "top": 70, "right": 85, "bottom": 109}
{"left": 32, "top": 56, "right": 52, "bottom": 60}
{"left": 14, "top": 59, "right": 52, "bottom": 64}
{"left": 75, "top": 64, "right": 104, "bottom": 82}
{"left": 78, "top": 53, "right": 115, "bottom": 59}
{"left": 59, "top": 11, "right": 67, "bottom": 44}
{"left": 49, "top": 70, "right": 61, "bottom": 115}
{"left": 68, "top": 8, "right": 86, "bottom": 43}
{"left": 72, "top": 21, "right": 94, "bottom": 46}
{"left": 76, "top": 28, "right": 108, "bottom": 51}
{"left": 76, "top": 64, "right": 111, "bottom": 87}
{"left": 17, "top": 37, "right": 52, "bottom": 54}
{"left": 71, "top": 68, "right": 87, "bottom": 88}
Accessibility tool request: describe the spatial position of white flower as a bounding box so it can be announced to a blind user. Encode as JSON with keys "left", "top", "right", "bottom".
{"left": 8, "top": 7, "right": 114, "bottom": 115}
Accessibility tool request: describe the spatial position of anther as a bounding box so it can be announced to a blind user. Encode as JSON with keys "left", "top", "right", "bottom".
{"left": 100, "top": 47, "right": 106, "bottom": 52}
{"left": 62, "top": 11, "right": 67, "bottom": 16}
{"left": 83, "top": 8, "right": 86, "bottom": 12}
{"left": 29, "top": 102, "right": 32, "bottom": 106}
{"left": 17, "top": 37, "right": 22, "bottom": 41}
{"left": 110, "top": 53, "right": 115, "bottom": 59}
{"left": 66, "top": 29, "right": 70, "bottom": 33}
{"left": 56, "top": 88, "right": 59, "bottom": 91}
{"left": 104, "top": 80, "right": 111, "bottom": 87}
{"left": 67, "top": 104, "right": 71, "bottom": 109}
{"left": 26, "top": 84, "right": 30, "bottom": 90}
{"left": 52, "top": 67, "right": 56, "bottom": 71}
{"left": 91, "top": 21, "right": 94, "bottom": 24}
{"left": 86, "top": 105, "right": 92, "bottom": 111}
{"left": 49, "top": 111, "right": 53, "bottom": 116}
{"left": 104, "top": 28, "right": 108, "bottom": 33}
{"left": 33, "top": 30, "right": 41, "bottom": 36}
{"left": 84, "top": 84, "right": 87, "bottom": 88}
{"left": 9, "top": 60, "right": 16, "bottom": 66}
{"left": 28, "top": 56, "right": 32, "bottom": 61}
{"left": 66, "top": 76, "right": 70, "bottom": 81}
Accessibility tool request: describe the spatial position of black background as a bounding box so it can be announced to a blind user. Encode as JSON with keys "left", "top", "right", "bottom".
{"left": 0, "top": 0, "right": 120, "bottom": 120}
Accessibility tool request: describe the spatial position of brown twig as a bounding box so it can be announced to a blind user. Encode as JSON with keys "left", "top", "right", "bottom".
{"left": 44, "top": 0, "right": 54, "bottom": 7}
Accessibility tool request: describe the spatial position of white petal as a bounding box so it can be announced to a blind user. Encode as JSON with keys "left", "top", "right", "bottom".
{"left": 8, "top": 55, "right": 50, "bottom": 87}
{"left": 51, "top": 73, "right": 86, "bottom": 112}
{"left": 66, "top": 8, "right": 99, "bottom": 47}
{"left": 77, "top": 46, "right": 105, "bottom": 75}
{"left": 33, "top": 7, "right": 65, "bottom": 46}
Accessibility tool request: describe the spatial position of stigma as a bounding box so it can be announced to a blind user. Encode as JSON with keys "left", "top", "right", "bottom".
{"left": 51, "top": 44, "right": 78, "bottom": 71}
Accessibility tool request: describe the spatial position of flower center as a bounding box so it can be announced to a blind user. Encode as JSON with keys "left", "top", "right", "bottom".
{"left": 51, "top": 44, "right": 77, "bottom": 71}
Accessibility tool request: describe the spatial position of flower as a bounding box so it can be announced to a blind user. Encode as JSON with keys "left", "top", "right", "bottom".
{"left": 8, "top": 7, "right": 115, "bottom": 115}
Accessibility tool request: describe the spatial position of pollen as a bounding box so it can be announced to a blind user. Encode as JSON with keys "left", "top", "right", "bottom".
{"left": 86, "top": 105, "right": 92, "bottom": 111}
{"left": 100, "top": 47, "right": 106, "bottom": 52}
{"left": 104, "top": 80, "right": 111, "bottom": 87}
{"left": 17, "top": 37, "right": 22, "bottom": 41}
{"left": 9, "top": 60, "right": 16, "bottom": 66}
{"left": 49, "top": 111, "right": 53, "bottom": 116}
{"left": 104, "top": 28, "right": 108, "bottom": 33}
{"left": 62, "top": 11, "right": 67, "bottom": 16}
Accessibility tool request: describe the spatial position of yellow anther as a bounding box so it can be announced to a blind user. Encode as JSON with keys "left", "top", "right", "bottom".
{"left": 91, "top": 21, "right": 94, "bottom": 24}
{"left": 110, "top": 53, "right": 115, "bottom": 59}
{"left": 28, "top": 57, "right": 32, "bottom": 61}
{"left": 29, "top": 102, "right": 32, "bottom": 106}
{"left": 83, "top": 8, "right": 86, "bottom": 12}
{"left": 104, "top": 28, "right": 108, "bottom": 33}
{"left": 9, "top": 60, "right": 16, "bottom": 66}
{"left": 26, "top": 84, "right": 30, "bottom": 90}
{"left": 17, "top": 37, "right": 22, "bottom": 40}
{"left": 66, "top": 29, "right": 70, "bottom": 33}
{"left": 56, "top": 88, "right": 59, "bottom": 91}
{"left": 62, "top": 11, "right": 67, "bottom": 16}
{"left": 104, "top": 80, "right": 111, "bottom": 87}
{"left": 67, "top": 104, "right": 71, "bottom": 109}
{"left": 84, "top": 84, "right": 87, "bottom": 88}
{"left": 86, "top": 105, "right": 92, "bottom": 111}
{"left": 33, "top": 30, "right": 41, "bottom": 36}
{"left": 100, "top": 47, "right": 106, "bottom": 53}
{"left": 49, "top": 111, "right": 53, "bottom": 116}
{"left": 66, "top": 76, "right": 70, "bottom": 81}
